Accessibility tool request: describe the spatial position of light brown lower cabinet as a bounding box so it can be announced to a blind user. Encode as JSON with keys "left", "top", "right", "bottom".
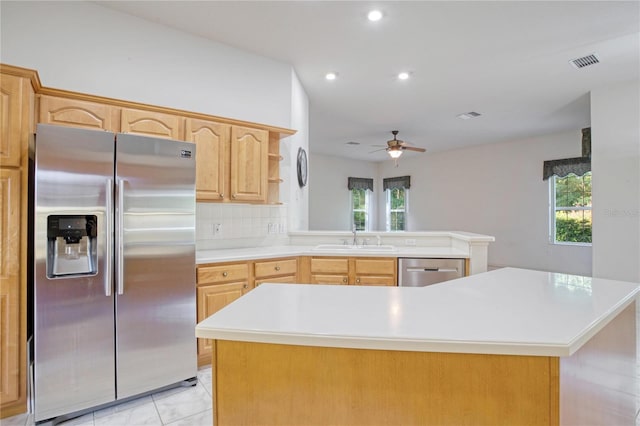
{"left": 196, "top": 262, "right": 251, "bottom": 366}
{"left": 303, "top": 256, "right": 397, "bottom": 286}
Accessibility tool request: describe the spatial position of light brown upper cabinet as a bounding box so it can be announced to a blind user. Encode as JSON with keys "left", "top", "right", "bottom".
{"left": 120, "top": 108, "right": 184, "bottom": 140}
{"left": 185, "top": 119, "right": 229, "bottom": 201}
{"left": 1, "top": 75, "right": 29, "bottom": 167}
{"left": 230, "top": 125, "right": 268, "bottom": 202}
{"left": 38, "top": 95, "right": 120, "bottom": 132}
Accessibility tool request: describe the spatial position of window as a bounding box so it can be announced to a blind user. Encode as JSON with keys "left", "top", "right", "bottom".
{"left": 551, "top": 172, "right": 592, "bottom": 244}
{"left": 351, "top": 188, "right": 370, "bottom": 231}
{"left": 386, "top": 187, "right": 407, "bottom": 231}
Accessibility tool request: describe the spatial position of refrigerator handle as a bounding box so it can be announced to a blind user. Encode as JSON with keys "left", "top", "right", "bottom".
{"left": 116, "top": 178, "right": 126, "bottom": 295}
{"left": 105, "top": 179, "right": 114, "bottom": 296}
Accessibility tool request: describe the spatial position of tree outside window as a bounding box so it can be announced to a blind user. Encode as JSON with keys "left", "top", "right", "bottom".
{"left": 386, "top": 188, "right": 407, "bottom": 231}
{"left": 552, "top": 172, "right": 592, "bottom": 244}
{"left": 352, "top": 188, "right": 369, "bottom": 231}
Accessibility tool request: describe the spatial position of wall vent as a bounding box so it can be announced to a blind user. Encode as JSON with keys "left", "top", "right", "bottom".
{"left": 570, "top": 54, "right": 599, "bottom": 69}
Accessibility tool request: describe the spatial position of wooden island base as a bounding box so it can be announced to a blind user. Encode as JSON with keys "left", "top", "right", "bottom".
{"left": 209, "top": 304, "right": 636, "bottom": 426}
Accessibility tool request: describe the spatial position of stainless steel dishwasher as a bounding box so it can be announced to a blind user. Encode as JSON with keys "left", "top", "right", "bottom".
{"left": 399, "top": 258, "right": 465, "bottom": 287}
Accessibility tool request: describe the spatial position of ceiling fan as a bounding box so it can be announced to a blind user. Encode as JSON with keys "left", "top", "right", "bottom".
{"left": 371, "top": 130, "right": 426, "bottom": 159}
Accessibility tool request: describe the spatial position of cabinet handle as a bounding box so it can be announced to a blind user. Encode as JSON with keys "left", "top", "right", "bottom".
{"left": 342, "top": 277, "right": 347, "bottom": 283}
{"left": 222, "top": 272, "right": 228, "bottom": 277}
{"left": 275, "top": 265, "right": 280, "bottom": 271}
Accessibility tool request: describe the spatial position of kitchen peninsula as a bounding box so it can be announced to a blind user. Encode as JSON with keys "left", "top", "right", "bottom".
{"left": 196, "top": 267, "right": 639, "bottom": 425}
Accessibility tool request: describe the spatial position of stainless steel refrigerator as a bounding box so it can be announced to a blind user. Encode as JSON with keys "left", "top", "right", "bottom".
{"left": 33, "top": 124, "right": 197, "bottom": 423}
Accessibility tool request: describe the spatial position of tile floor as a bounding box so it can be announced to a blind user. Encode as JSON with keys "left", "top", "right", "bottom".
{"left": 2, "top": 367, "right": 213, "bottom": 426}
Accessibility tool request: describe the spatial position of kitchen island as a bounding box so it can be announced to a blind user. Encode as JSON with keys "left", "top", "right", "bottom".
{"left": 196, "top": 268, "right": 639, "bottom": 425}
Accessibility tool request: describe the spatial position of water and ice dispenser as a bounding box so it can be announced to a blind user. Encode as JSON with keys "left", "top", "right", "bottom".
{"left": 46, "top": 215, "right": 98, "bottom": 278}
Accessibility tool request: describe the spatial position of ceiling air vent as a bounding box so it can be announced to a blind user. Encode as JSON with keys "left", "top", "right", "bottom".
{"left": 570, "top": 54, "right": 599, "bottom": 69}
{"left": 456, "top": 111, "right": 482, "bottom": 120}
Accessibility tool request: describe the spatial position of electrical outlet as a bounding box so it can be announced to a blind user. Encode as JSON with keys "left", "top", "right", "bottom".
{"left": 405, "top": 238, "right": 416, "bottom": 246}
{"left": 215, "top": 223, "right": 222, "bottom": 234}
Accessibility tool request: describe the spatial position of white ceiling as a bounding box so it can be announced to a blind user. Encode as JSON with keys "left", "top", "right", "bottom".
{"left": 96, "top": 1, "right": 639, "bottom": 161}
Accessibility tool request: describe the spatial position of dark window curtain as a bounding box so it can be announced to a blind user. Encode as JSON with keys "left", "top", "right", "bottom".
{"left": 347, "top": 177, "right": 373, "bottom": 191}
{"left": 543, "top": 128, "right": 591, "bottom": 180}
{"left": 383, "top": 176, "right": 411, "bottom": 191}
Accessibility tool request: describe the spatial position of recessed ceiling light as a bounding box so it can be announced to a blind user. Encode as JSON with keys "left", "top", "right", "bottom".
{"left": 325, "top": 72, "right": 337, "bottom": 81}
{"left": 398, "top": 72, "right": 410, "bottom": 80}
{"left": 367, "top": 10, "right": 383, "bottom": 21}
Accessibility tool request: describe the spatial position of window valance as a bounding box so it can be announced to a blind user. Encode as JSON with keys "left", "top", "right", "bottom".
{"left": 348, "top": 177, "right": 373, "bottom": 191}
{"left": 543, "top": 128, "right": 591, "bottom": 180}
{"left": 383, "top": 176, "right": 411, "bottom": 191}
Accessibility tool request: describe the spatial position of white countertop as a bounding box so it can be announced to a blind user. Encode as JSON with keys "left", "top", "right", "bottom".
{"left": 196, "top": 245, "right": 469, "bottom": 264}
{"left": 195, "top": 267, "right": 640, "bottom": 356}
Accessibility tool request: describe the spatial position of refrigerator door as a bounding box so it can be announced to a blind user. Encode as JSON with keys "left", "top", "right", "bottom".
{"left": 33, "top": 124, "right": 116, "bottom": 421}
{"left": 115, "top": 134, "right": 197, "bottom": 399}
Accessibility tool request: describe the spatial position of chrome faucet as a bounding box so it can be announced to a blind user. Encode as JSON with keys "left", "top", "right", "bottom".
{"left": 352, "top": 224, "right": 357, "bottom": 246}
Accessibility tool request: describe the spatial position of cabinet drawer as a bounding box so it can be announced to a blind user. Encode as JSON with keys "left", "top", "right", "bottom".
{"left": 255, "top": 275, "right": 297, "bottom": 286}
{"left": 310, "top": 258, "right": 349, "bottom": 274}
{"left": 354, "top": 275, "right": 396, "bottom": 286}
{"left": 254, "top": 258, "right": 297, "bottom": 279}
{"left": 311, "top": 274, "right": 349, "bottom": 285}
{"left": 353, "top": 258, "right": 396, "bottom": 275}
{"left": 197, "top": 263, "right": 249, "bottom": 284}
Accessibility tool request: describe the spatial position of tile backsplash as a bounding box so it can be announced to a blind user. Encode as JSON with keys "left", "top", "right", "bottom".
{"left": 196, "top": 203, "right": 289, "bottom": 250}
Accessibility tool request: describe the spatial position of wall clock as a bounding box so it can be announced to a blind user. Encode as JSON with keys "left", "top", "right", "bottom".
{"left": 297, "top": 147, "right": 308, "bottom": 187}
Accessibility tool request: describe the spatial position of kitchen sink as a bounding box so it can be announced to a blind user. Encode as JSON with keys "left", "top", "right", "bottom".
{"left": 313, "top": 244, "right": 397, "bottom": 252}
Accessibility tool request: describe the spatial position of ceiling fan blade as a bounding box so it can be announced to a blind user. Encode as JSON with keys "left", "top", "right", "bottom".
{"left": 369, "top": 148, "right": 387, "bottom": 154}
{"left": 402, "top": 146, "right": 426, "bottom": 152}
{"left": 371, "top": 144, "right": 387, "bottom": 147}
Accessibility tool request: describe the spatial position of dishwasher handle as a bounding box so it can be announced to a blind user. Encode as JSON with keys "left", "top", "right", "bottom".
{"left": 406, "top": 267, "right": 459, "bottom": 273}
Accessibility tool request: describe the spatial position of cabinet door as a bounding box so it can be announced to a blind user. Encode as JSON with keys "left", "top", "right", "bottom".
{"left": 0, "top": 169, "right": 21, "bottom": 408}
{"left": 229, "top": 126, "right": 268, "bottom": 202}
{"left": 196, "top": 282, "right": 249, "bottom": 363}
{"left": 0, "top": 76, "right": 27, "bottom": 167}
{"left": 120, "top": 108, "right": 184, "bottom": 140}
{"left": 186, "top": 119, "right": 229, "bottom": 201}
{"left": 38, "top": 95, "right": 119, "bottom": 132}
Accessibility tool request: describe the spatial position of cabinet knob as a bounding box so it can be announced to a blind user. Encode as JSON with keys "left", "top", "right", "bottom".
{"left": 275, "top": 265, "right": 280, "bottom": 271}
{"left": 222, "top": 271, "right": 228, "bottom": 277}
{"left": 356, "top": 278, "right": 361, "bottom": 284}
{"left": 342, "top": 277, "right": 347, "bottom": 283}
{"left": 220, "top": 193, "right": 224, "bottom": 198}
{"left": 243, "top": 284, "right": 248, "bottom": 289}
{"left": 231, "top": 194, "right": 237, "bottom": 199}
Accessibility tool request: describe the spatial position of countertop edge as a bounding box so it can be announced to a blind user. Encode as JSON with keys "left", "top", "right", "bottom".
{"left": 194, "top": 327, "right": 574, "bottom": 357}
{"left": 196, "top": 246, "right": 471, "bottom": 264}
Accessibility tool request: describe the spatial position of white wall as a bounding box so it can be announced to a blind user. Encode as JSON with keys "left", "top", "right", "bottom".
{"left": 308, "top": 131, "right": 592, "bottom": 275}
{"left": 309, "top": 153, "right": 379, "bottom": 231}
{"left": 591, "top": 80, "right": 640, "bottom": 283}
{"left": 285, "top": 69, "right": 310, "bottom": 231}
{"left": 1, "top": 1, "right": 310, "bottom": 241}
{"left": 376, "top": 130, "right": 591, "bottom": 275}
{"left": 0, "top": 1, "right": 292, "bottom": 128}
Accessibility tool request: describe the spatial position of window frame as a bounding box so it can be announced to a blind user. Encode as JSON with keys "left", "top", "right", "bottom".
{"left": 351, "top": 188, "right": 370, "bottom": 231}
{"left": 385, "top": 187, "right": 408, "bottom": 231}
{"left": 549, "top": 172, "right": 592, "bottom": 246}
